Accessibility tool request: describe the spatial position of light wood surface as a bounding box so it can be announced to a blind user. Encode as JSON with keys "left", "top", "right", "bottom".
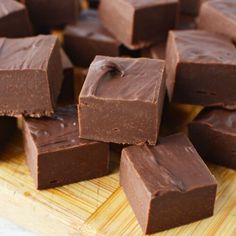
{"left": 0, "top": 129, "right": 235, "bottom": 236}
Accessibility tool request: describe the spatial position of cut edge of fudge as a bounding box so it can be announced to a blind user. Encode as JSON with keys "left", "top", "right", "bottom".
{"left": 0, "top": 35, "right": 63, "bottom": 117}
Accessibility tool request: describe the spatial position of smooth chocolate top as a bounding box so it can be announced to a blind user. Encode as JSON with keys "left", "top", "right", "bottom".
{"left": 206, "top": 0, "right": 236, "bottom": 22}
{"left": 80, "top": 56, "right": 165, "bottom": 103}
{"left": 192, "top": 108, "right": 236, "bottom": 135}
{"left": 127, "top": 0, "right": 178, "bottom": 9}
{"left": 0, "top": 0, "right": 25, "bottom": 18}
{"left": 122, "top": 133, "right": 216, "bottom": 196}
{"left": 65, "top": 10, "right": 119, "bottom": 44}
{"left": 60, "top": 48, "right": 73, "bottom": 70}
{"left": 24, "top": 106, "right": 97, "bottom": 154}
{"left": 169, "top": 30, "right": 236, "bottom": 64}
{"left": 0, "top": 35, "right": 58, "bottom": 70}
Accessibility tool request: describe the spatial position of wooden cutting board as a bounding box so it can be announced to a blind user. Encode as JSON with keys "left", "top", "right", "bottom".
{"left": 0, "top": 130, "right": 235, "bottom": 236}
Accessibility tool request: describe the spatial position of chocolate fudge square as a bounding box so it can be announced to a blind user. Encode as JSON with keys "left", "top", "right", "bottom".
{"left": 99, "top": 0, "right": 178, "bottom": 49}
{"left": 120, "top": 133, "right": 217, "bottom": 234}
{"left": 20, "top": 0, "right": 78, "bottom": 27}
{"left": 23, "top": 105, "right": 110, "bottom": 190}
{"left": 64, "top": 10, "right": 121, "bottom": 68}
{"left": 58, "top": 49, "right": 75, "bottom": 104}
{"left": 166, "top": 30, "right": 236, "bottom": 107}
{"left": 199, "top": 0, "right": 236, "bottom": 42}
{"left": 189, "top": 108, "right": 236, "bottom": 170}
{"left": 0, "top": 35, "right": 63, "bottom": 117}
{"left": 78, "top": 56, "right": 165, "bottom": 145}
{"left": 0, "top": 0, "right": 32, "bottom": 37}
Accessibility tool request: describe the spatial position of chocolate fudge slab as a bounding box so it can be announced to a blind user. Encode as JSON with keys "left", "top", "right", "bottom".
{"left": 0, "top": 0, "right": 32, "bottom": 37}
{"left": 0, "top": 117, "right": 16, "bottom": 146}
{"left": 166, "top": 30, "right": 236, "bottom": 107}
{"left": 189, "top": 108, "right": 236, "bottom": 170}
{"left": 64, "top": 10, "right": 121, "bottom": 68}
{"left": 99, "top": 0, "right": 178, "bottom": 49}
{"left": 0, "top": 35, "right": 63, "bottom": 117}
{"left": 142, "top": 43, "right": 166, "bottom": 60}
{"left": 58, "top": 49, "right": 75, "bottom": 104}
{"left": 20, "top": 0, "right": 78, "bottom": 28}
{"left": 120, "top": 133, "right": 217, "bottom": 234}
{"left": 23, "top": 105, "right": 109, "bottom": 190}
{"left": 78, "top": 56, "right": 165, "bottom": 145}
{"left": 198, "top": 0, "right": 236, "bottom": 42}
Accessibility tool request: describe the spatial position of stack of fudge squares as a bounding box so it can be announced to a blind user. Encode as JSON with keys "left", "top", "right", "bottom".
{"left": 0, "top": 0, "right": 236, "bottom": 234}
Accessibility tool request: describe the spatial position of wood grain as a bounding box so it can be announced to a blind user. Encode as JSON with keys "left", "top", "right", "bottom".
{"left": 0, "top": 132, "right": 235, "bottom": 236}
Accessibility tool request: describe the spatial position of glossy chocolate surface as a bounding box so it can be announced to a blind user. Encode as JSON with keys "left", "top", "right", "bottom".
{"left": 99, "top": 0, "right": 178, "bottom": 49}
{"left": 189, "top": 108, "right": 236, "bottom": 169}
{"left": 23, "top": 105, "right": 110, "bottom": 189}
{"left": 166, "top": 30, "right": 236, "bottom": 107}
{"left": 79, "top": 56, "right": 165, "bottom": 145}
{"left": 120, "top": 133, "right": 217, "bottom": 234}
{"left": 199, "top": 0, "right": 236, "bottom": 41}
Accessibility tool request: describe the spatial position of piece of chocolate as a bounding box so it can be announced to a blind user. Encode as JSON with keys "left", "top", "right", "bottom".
{"left": 0, "top": 0, "right": 32, "bottom": 37}
{"left": 198, "top": 0, "right": 236, "bottom": 42}
{"left": 78, "top": 56, "right": 165, "bottom": 145}
{"left": 23, "top": 105, "right": 109, "bottom": 190}
{"left": 189, "top": 108, "right": 236, "bottom": 170}
{"left": 20, "top": 0, "right": 78, "bottom": 28}
{"left": 166, "top": 30, "right": 236, "bottom": 107}
{"left": 58, "top": 49, "right": 75, "bottom": 104}
{"left": 179, "top": 0, "right": 200, "bottom": 16}
{"left": 0, "top": 35, "right": 63, "bottom": 117}
{"left": 0, "top": 117, "right": 16, "bottom": 146}
{"left": 120, "top": 133, "right": 217, "bottom": 234}
{"left": 64, "top": 10, "right": 121, "bottom": 68}
{"left": 99, "top": 0, "right": 179, "bottom": 49}
{"left": 88, "top": 0, "right": 100, "bottom": 8}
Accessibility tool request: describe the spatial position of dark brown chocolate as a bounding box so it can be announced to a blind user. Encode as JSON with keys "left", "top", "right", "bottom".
{"left": 0, "top": 0, "right": 32, "bottom": 37}
{"left": 88, "top": 0, "right": 100, "bottom": 8}
{"left": 177, "top": 14, "right": 197, "bottom": 30}
{"left": 0, "top": 35, "right": 63, "bottom": 117}
{"left": 166, "top": 30, "right": 236, "bottom": 107}
{"left": 64, "top": 10, "right": 121, "bottom": 68}
{"left": 120, "top": 133, "right": 217, "bottom": 234}
{"left": 78, "top": 56, "right": 165, "bottom": 145}
{"left": 58, "top": 49, "right": 75, "bottom": 104}
{"left": 20, "top": 0, "right": 78, "bottom": 28}
{"left": 99, "top": 0, "right": 178, "bottom": 49}
{"left": 189, "top": 108, "right": 236, "bottom": 170}
{"left": 198, "top": 0, "right": 236, "bottom": 42}
{"left": 179, "top": 0, "right": 200, "bottom": 16}
{"left": 23, "top": 105, "right": 110, "bottom": 190}
{"left": 0, "top": 117, "right": 16, "bottom": 146}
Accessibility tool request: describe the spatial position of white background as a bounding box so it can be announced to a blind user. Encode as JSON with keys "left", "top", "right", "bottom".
{"left": 0, "top": 218, "right": 35, "bottom": 236}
